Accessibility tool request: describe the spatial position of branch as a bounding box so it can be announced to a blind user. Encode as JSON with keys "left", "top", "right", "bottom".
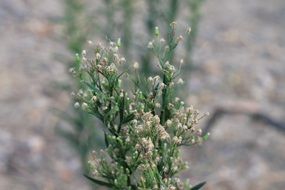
{"left": 203, "top": 101, "right": 285, "bottom": 134}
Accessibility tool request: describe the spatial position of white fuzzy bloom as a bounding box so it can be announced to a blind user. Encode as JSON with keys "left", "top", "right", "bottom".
{"left": 157, "top": 125, "right": 170, "bottom": 140}
{"left": 92, "top": 96, "right": 97, "bottom": 102}
{"left": 81, "top": 102, "right": 88, "bottom": 110}
{"left": 173, "top": 136, "right": 182, "bottom": 144}
{"left": 120, "top": 57, "right": 126, "bottom": 63}
{"left": 82, "top": 50, "right": 87, "bottom": 56}
{"left": 96, "top": 53, "right": 101, "bottom": 59}
{"left": 153, "top": 115, "right": 160, "bottom": 124}
{"left": 133, "top": 62, "right": 139, "bottom": 69}
{"left": 74, "top": 102, "right": 80, "bottom": 109}
{"left": 160, "top": 82, "right": 166, "bottom": 89}
{"left": 165, "top": 61, "right": 170, "bottom": 67}
{"left": 141, "top": 138, "right": 154, "bottom": 152}
{"left": 177, "top": 78, "right": 184, "bottom": 84}
{"left": 69, "top": 67, "right": 75, "bottom": 74}
{"left": 166, "top": 120, "right": 172, "bottom": 127}
{"left": 154, "top": 26, "right": 160, "bottom": 36}
{"left": 155, "top": 102, "right": 161, "bottom": 108}
{"left": 113, "top": 46, "right": 119, "bottom": 52}
{"left": 160, "top": 38, "right": 165, "bottom": 43}
{"left": 187, "top": 27, "right": 192, "bottom": 34}
{"left": 147, "top": 41, "right": 154, "bottom": 49}
{"left": 169, "top": 65, "right": 175, "bottom": 72}
{"left": 109, "top": 41, "right": 115, "bottom": 46}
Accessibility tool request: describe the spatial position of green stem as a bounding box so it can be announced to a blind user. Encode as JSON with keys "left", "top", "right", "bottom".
{"left": 185, "top": 0, "right": 205, "bottom": 68}
{"left": 122, "top": 0, "right": 134, "bottom": 60}
{"left": 141, "top": 0, "right": 160, "bottom": 76}
{"left": 167, "top": 0, "right": 179, "bottom": 23}
{"left": 104, "top": 0, "right": 115, "bottom": 40}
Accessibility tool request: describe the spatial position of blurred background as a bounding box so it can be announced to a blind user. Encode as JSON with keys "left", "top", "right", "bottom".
{"left": 0, "top": 0, "right": 285, "bottom": 189}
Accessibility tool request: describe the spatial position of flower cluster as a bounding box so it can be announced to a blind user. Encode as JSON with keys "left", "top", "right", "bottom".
{"left": 72, "top": 24, "right": 209, "bottom": 189}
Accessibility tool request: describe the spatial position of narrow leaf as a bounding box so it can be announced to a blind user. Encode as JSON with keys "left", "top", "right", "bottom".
{"left": 191, "top": 181, "right": 206, "bottom": 190}
{"left": 104, "top": 132, "right": 109, "bottom": 147}
{"left": 122, "top": 113, "right": 135, "bottom": 124}
{"left": 84, "top": 174, "right": 113, "bottom": 188}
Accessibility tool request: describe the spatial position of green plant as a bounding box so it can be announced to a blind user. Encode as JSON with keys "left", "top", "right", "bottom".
{"left": 72, "top": 25, "right": 209, "bottom": 189}
{"left": 141, "top": 0, "right": 205, "bottom": 75}
{"left": 61, "top": 1, "right": 206, "bottom": 189}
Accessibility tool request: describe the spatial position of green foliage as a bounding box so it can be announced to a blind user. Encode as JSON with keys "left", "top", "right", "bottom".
{"left": 61, "top": 0, "right": 206, "bottom": 189}
{"left": 73, "top": 25, "right": 209, "bottom": 189}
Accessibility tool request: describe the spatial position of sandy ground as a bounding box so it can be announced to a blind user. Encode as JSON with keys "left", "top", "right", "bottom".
{"left": 0, "top": 0, "right": 284, "bottom": 189}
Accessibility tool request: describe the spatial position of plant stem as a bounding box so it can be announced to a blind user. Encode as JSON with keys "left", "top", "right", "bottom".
{"left": 185, "top": 0, "right": 205, "bottom": 68}
{"left": 141, "top": 0, "right": 160, "bottom": 76}
{"left": 104, "top": 0, "right": 115, "bottom": 40}
{"left": 122, "top": 0, "right": 134, "bottom": 60}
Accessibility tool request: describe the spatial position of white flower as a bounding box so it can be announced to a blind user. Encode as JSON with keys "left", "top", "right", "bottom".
{"left": 96, "top": 53, "right": 101, "bottom": 59}
{"left": 74, "top": 102, "right": 80, "bottom": 109}
{"left": 147, "top": 41, "right": 154, "bottom": 49}
{"left": 173, "top": 136, "right": 182, "bottom": 144}
{"left": 178, "top": 35, "right": 183, "bottom": 41}
{"left": 177, "top": 78, "right": 184, "bottom": 84}
{"left": 148, "top": 76, "right": 153, "bottom": 82}
{"left": 81, "top": 102, "right": 88, "bottom": 110}
{"left": 133, "top": 62, "right": 139, "bottom": 69}
{"left": 113, "top": 46, "right": 119, "bottom": 52}
{"left": 187, "top": 27, "right": 192, "bottom": 34}
{"left": 157, "top": 125, "right": 169, "bottom": 140}
{"left": 120, "top": 57, "right": 126, "bottom": 64}
{"left": 82, "top": 49, "right": 87, "bottom": 56}
{"left": 166, "top": 120, "right": 172, "bottom": 127}
{"left": 92, "top": 96, "right": 97, "bottom": 102}
{"left": 155, "top": 103, "right": 161, "bottom": 108}
{"left": 154, "top": 26, "right": 160, "bottom": 36}
{"left": 160, "top": 38, "right": 165, "bottom": 43}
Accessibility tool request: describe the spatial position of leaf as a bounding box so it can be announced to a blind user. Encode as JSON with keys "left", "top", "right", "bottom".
{"left": 122, "top": 113, "right": 135, "bottom": 124}
{"left": 203, "top": 133, "right": 210, "bottom": 141}
{"left": 104, "top": 132, "right": 109, "bottom": 147}
{"left": 191, "top": 181, "right": 206, "bottom": 190}
{"left": 119, "top": 94, "right": 125, "bottom": 123}
{"left": 83, "top": 174, "right": 113, "bottom": 188}
{"left": 84, "top": 82, "right": 100, "bottom": 94}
